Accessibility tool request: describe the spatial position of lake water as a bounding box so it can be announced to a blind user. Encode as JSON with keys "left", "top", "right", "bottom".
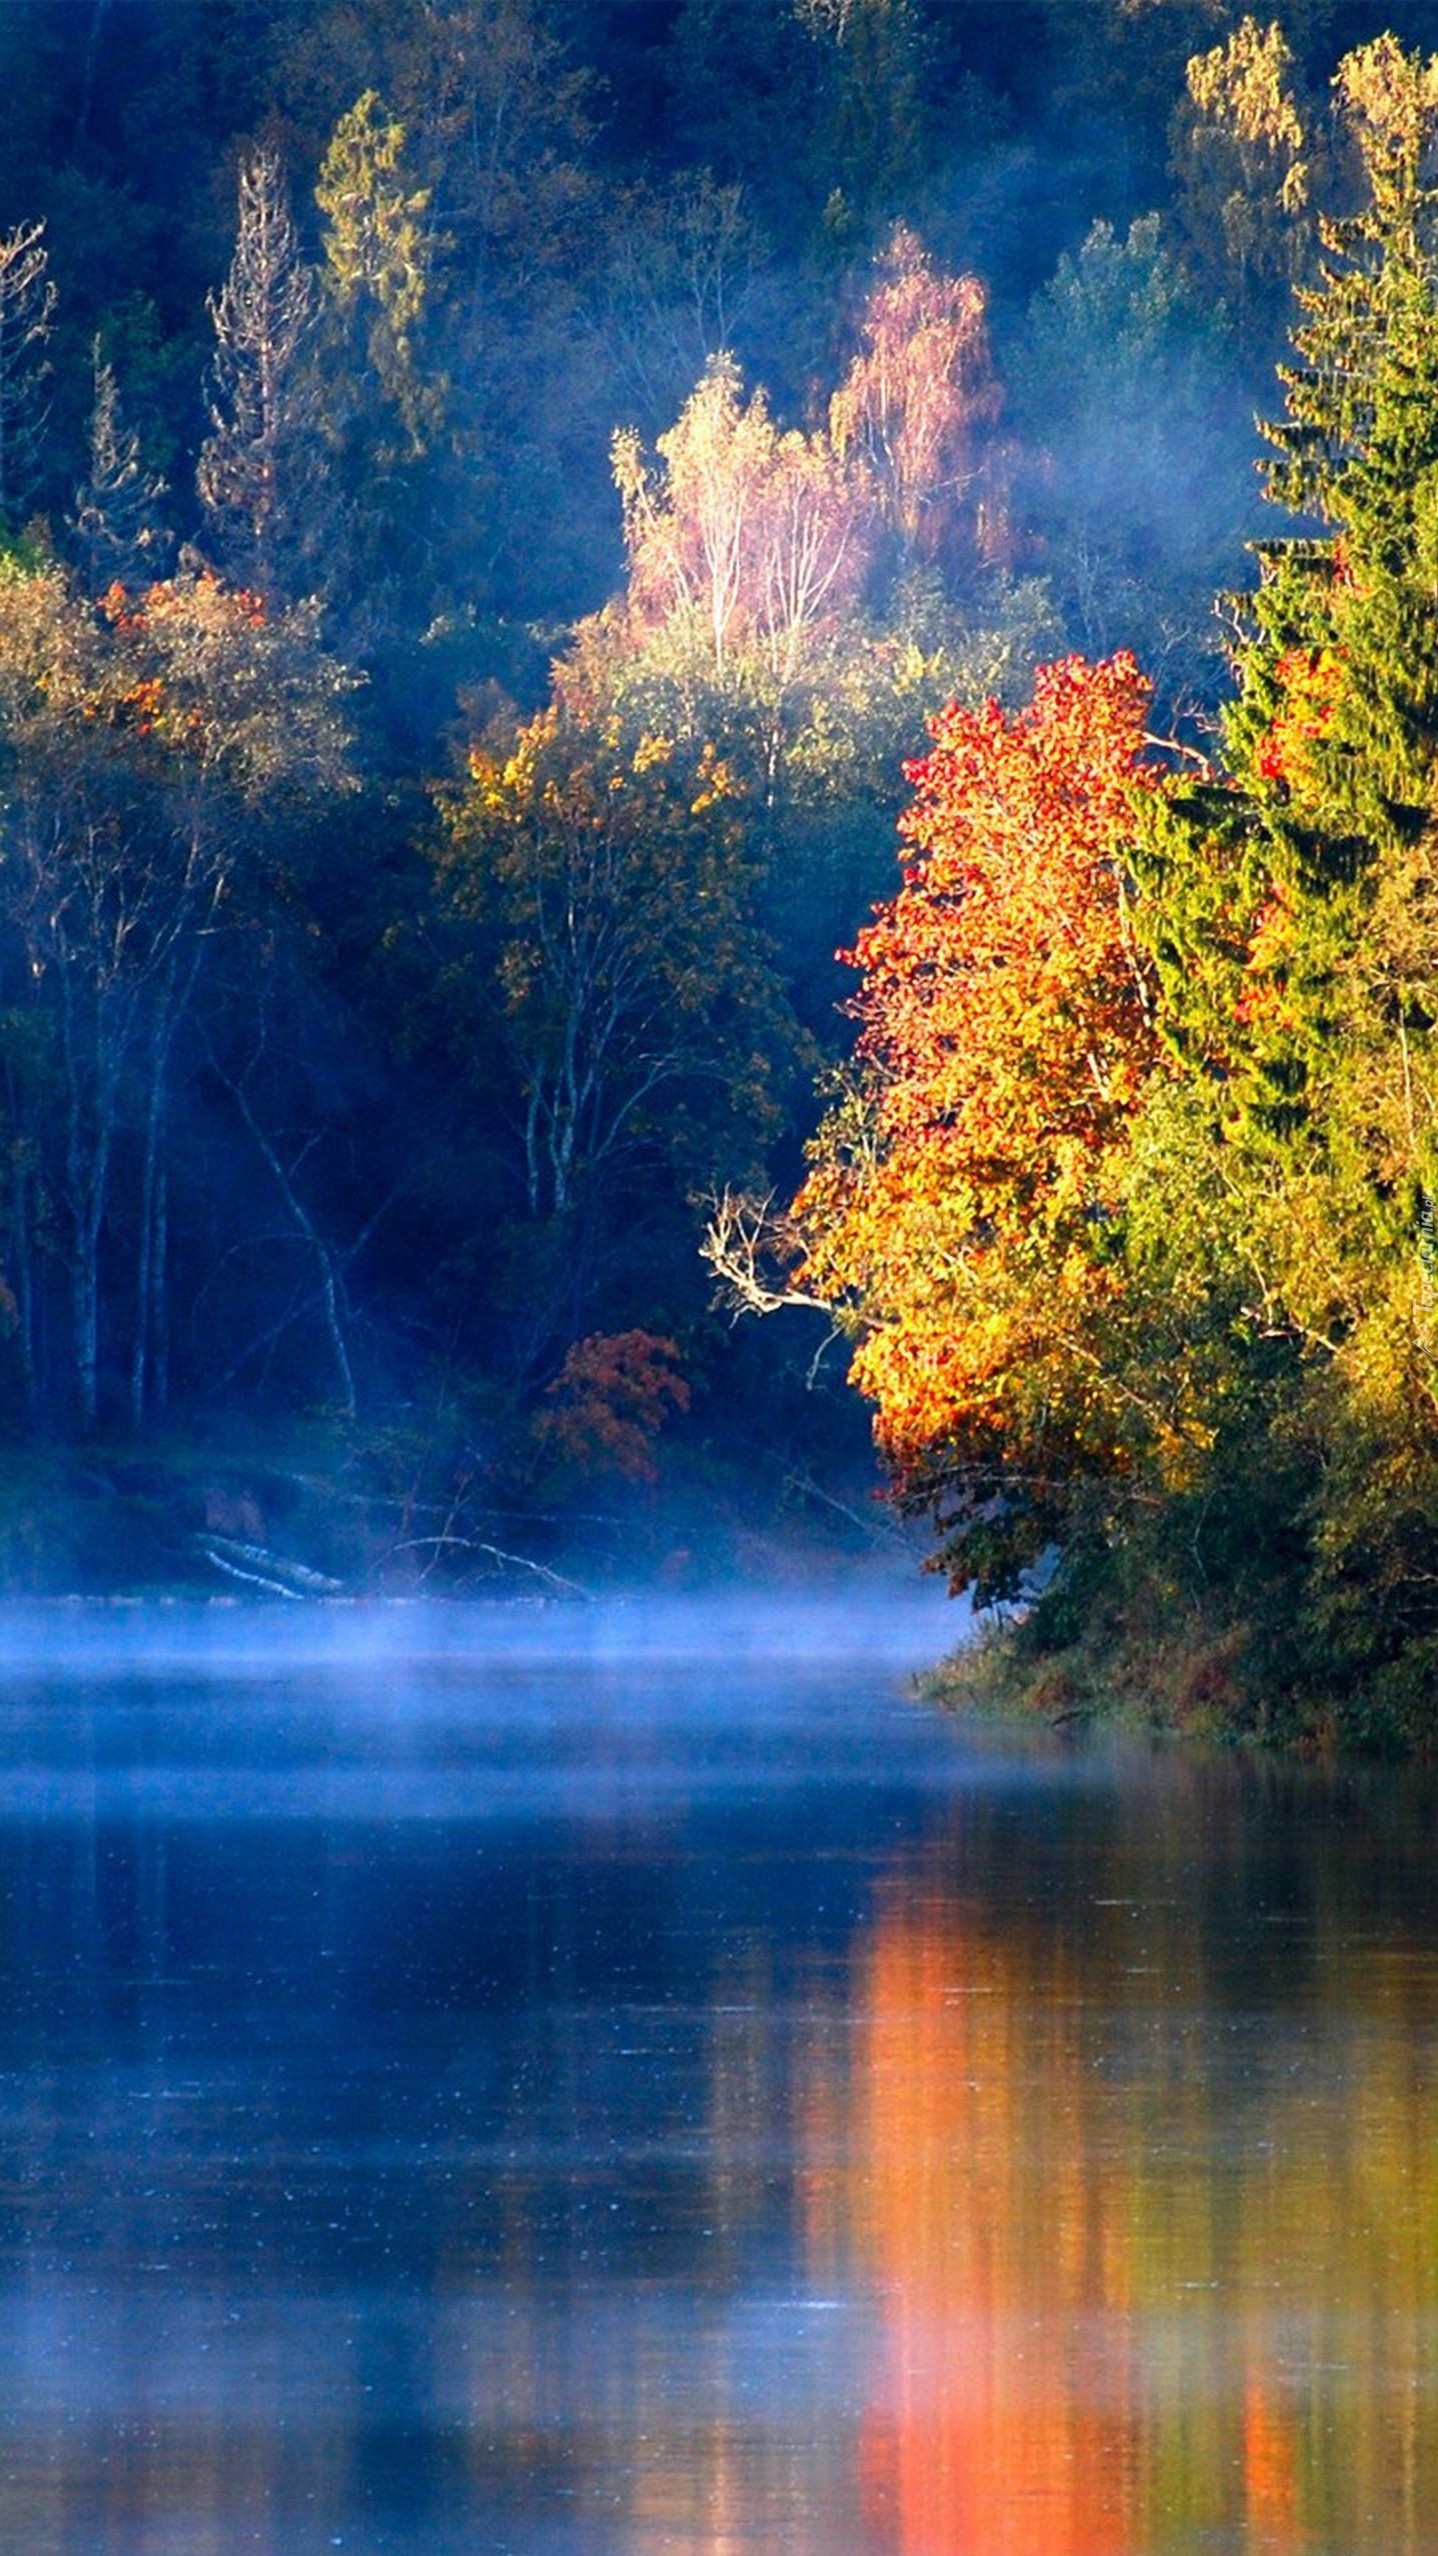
{"left": 0, "top": 1593, "right": 1435, "bottom": 2555}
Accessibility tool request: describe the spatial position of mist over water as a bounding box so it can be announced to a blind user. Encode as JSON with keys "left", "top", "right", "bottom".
{"left": 0, "top": 1584, "right": 962, "bottom": 1824}
{"left": 0, "top": 1581, "right": 956, "bottom": 1679}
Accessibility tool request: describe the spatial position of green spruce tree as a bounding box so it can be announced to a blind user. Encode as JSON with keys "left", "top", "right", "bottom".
{"left": 1127, "top": 36, "right": 1438, "bottom": 1742}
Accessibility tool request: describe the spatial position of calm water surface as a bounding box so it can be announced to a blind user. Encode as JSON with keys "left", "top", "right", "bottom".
{"left": 0, "top": 1593, "right": 1435, "bottom": 2554}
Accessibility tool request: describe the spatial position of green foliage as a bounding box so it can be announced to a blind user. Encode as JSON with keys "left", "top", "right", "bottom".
{"left": 1116, "top": 38, "right": 1438, "bottom": 1740}
{"left": 1013, "top": 211, "right": 1254, "bottom": 708}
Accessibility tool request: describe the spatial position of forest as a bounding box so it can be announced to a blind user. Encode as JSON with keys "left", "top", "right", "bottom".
{"left": 0, "top": 0, "right": 1435, "bottom": 1741}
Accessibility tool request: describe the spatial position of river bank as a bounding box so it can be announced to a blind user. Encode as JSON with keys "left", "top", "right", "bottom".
{"left": 922, "top": 1593, "right": 1414, "bottom": 1758}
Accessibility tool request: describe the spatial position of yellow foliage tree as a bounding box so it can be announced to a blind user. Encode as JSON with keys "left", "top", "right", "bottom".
{"left": 1172, "top": 18, "right": 1313, "bottom": 320}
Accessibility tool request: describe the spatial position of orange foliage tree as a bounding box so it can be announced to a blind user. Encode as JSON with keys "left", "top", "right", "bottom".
{"left": 790, "top": 653, "right": 1162, "bottom": 1595}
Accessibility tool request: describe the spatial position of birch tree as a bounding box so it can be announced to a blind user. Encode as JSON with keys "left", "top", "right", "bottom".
{"left": 613, "top": 354, "right": 873, "bottom": 692}
{"left": 829, "top": 226, "right": 1003, "bottom": 569}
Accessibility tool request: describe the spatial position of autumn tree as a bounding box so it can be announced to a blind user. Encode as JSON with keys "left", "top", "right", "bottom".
{"left": 614, "top": 353, "right": 873, "bottom": 696}
{"left": 434, "top": 708, "right": 794, "bottom": 1236}
{"left": 770, "top": 36, "right": 1438, "bottom": 1727}
{"left": 1172, "top": 16, "right": 1314, "bottom": 335}
{"left": 829, "top": 224, "right": 1003, "bottom": 572}
{"left": 764, "top": 654, "right": 1162, "bottom": 1598}
{"left": 586, "top": 328, "right": 1051, "bottom": 1087}
{"left": 534, "top": 1329, "right": 690, "bottom": 1484}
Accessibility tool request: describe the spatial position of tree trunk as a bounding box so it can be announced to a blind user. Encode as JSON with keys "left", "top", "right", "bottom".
{"left": 72, "top": 1234, "right": 99, "bottom": 1435}
{"left": 152, "top": 1162, "right": 169, "bottom": 1415}
{"left": 227, "top": 1071, "right": 358, "bottom": 1420}
{"left": 59, "top": 967, "right": 117, "bottom": 1436}
{"left": 73, "top": 0, "right": 112, "bottom": 152}
{"left": 12, "top": 1161, "right": 35, "bottom": 1420}
{"left": 130, "top": 1006, "right": 168, "bottom": 1430}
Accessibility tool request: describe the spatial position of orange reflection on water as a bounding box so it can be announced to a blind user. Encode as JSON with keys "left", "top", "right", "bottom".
{"left": 804, "top": 1842, "right": 1438, "bottom": 2556}
{"left": 842, "top": 1904, "right": 1143, "bottom": 2556}
{"left": 827, "top": 1849, "right": 1438, "bottom": 2556}
{"left": 1242, "top": 2373, "right": 1298, "bottom": 2547}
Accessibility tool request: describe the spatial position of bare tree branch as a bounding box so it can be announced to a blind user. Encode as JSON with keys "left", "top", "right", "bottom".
{"left": 699, "top": 1186, "right": 830, "bottom": 1319}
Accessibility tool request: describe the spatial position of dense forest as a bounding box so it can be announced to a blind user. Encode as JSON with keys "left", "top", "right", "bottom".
{"left": 0, "top": 0, "right": 1434, "bottom": 1730}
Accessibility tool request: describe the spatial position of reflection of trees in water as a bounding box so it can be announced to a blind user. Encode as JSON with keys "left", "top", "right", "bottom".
{"left": 806, "top": 1766, "right": 1438, "bottom": 2556}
